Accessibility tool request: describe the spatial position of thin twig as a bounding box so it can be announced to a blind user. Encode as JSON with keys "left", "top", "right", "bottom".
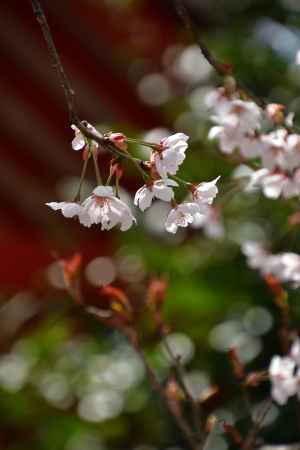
{"left": 174, "top": 0, "right": 267, "bottom": 108}
{"left": 242, "top": 398, "right": 273, "bottom": 450}
{"left": 30, "top": 0, "right": 78, "bottom": 122}
{"left": 175, "top": 0, "right": 227, "bottom": 77}
{"left": 122, "top": 327, "right": 201, "bottom": 450}
{"left": 163, "top": 336, "right": 205, "bottom": 442}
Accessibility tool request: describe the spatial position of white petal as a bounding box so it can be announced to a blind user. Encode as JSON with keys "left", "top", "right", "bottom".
{"left": 72, "top": 134, "right": 86, "bottom": 151}
{"left": 93, "top": 186, "right": 114, "bottom": 197}
{"left": 153, "top": 182, "right": 175, "bottom": 202}
{"left": 262, "top": 174, "right": 286, "bottom": 199}
{"left": 46, "top": 202, "right": 81, "bottom": 218}
{"left": 61, "top": 203, "right": 82, "bottom": 218}
{"left": 162, "top": 133, "right": 189, "bottom": 147}
{"left": 290, "top": 339, "right": 300, "bottom": 365}
{"left": 271, "top": 385, "right": 289, "bottom": 405}
{"left": 208, "top": 126, "right": 223, "bottom": 140}
{"left": 134, "top": 186, "right": 153, "bottom": 211}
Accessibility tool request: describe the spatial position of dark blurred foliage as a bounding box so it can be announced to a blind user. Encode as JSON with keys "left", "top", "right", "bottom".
{"left": 2, "top": 1, "right": 300, "bottom": 449}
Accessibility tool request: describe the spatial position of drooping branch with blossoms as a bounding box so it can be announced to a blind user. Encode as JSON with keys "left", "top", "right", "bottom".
{"left": 30, "top": 0, "right": 300, "bottom": 448}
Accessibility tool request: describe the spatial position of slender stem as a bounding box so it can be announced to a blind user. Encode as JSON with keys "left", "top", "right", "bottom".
{"left": 115, "top": 174, "right": 120, "bottom": 198}
{"left": 122, "top": 327, "right": 200, "bottom": 450}
{"left": 74, "top": 155, "right": 90, "bottom": 201}
{"left": 125, "top": 137, "right": 158, "bottom": 149}
{"left": 92, "top": 149, "right": 103, "bottom": 185}
{"left": 163, "top": 337, "right": 205, "bottom": 442}
{"left": 172, "top": 175, "right": 193, "bottom": 187}
{"left": 106, "top": 171, "right": 114, "bottom": 186}
{"left": 123, "top": 149, "right": 149, "bottom": 181}
{"left": 242, "top": 398, "right": 272, "bottom": 450}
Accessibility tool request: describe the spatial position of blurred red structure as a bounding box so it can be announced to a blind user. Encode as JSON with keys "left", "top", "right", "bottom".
{"left": 0, "top": 1, "right": 177, "bottom": 290}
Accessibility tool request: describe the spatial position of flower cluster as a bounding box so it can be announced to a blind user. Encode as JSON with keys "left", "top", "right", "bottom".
{"left": 269, "top": 339, "right": 300, "bottom": 405}
{"left": 242, "top": 241, "right": 300, "bottom": 287}
{"left": 207, "top": 88, "right": 300, "bottom": 199}
{"left": 46, "top": 126, "right": 220, "bottom": 233}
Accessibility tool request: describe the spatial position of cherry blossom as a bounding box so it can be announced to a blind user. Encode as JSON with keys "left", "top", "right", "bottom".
{"left": 46, "top": 201, "right": 81, "bottom": 218}
{"left": 152, "top": 133, "right": 189, "bottom": 178}
{"left": 79, "top": 186, "right": 136, "bottom": 231}
{"left": 260, "top": 129, "right": 288, "bottom": 171}
{"left": 207, "top": 89, "right": 262, "bottom": 156}
{"left": 191, "top": 176, "right": 220, "bottom": 207}
{"left": 205, "top": 87, "right": 238, "bottom": 116}
{"left": 247, "top": 168, "right": 300, "bottom": 199}
{"left": 134, "top": 179, "right": 178, "bottom": 211}
{"left": 165, "top": 202, "right": 201, "bottom": 234}
{"left": 269, "top": 355, "right": 298, "bottom": 405}
{"left": 242, "top": 241, "right": 300, "bottom": 287}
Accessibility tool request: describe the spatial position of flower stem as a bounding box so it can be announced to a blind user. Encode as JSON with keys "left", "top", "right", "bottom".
{"left": 125, "top": 137, "right": 158, "bottom": 149}
{"left": 122, "top": 148, "right": 149, "bottom": 181}
{"left": 92, "top": 149, "right": 103, "bottom": 185}
{"left": 171, "top": 175, "right": 193, "bottom": 187}
{"left": 74, "top": 155, "right": 90, "bottom": 201}
{"left": 115, "top": 175, "right": 120, "bottom": 198}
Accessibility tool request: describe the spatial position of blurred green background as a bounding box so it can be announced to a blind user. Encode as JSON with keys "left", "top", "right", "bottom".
{"left": 2, "top": 0, "right": 300, "bottom": 448}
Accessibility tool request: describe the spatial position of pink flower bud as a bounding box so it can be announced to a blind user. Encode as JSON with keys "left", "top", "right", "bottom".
{"left": 108, "top": 132, "right": 128, "bottom": 151}
{"left": 265, "top": 103, "right": 285, "bottom": 124}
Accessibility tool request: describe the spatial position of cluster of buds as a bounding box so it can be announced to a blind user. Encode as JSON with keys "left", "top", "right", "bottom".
{"left": 207, "top": 87, "right": 300, "bottom": 200}
{"left": 46, "top": 124, "right": 220, "bottom": 234}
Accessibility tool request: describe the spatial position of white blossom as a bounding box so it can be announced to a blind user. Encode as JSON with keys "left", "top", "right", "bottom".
{"left": 269, "top": 355, "right": 298, "bottom": 405}
{"left": 152, "top": 133, "right": 189, "bottom": 178}
{"left": 260, "top": 129, "right": 288, "bottom": 171}
{"left": 192, "top": 176, "right": 220, "bottom": 207}
{"left": 46, "top": 201, "right": 81, "bottom": 218}
{"left": 239, "top": 136, "right": 262, "bottom": 159}
{"left": 134, "top": 179, "right": 178, "bottom": 211}
{"left": 165, "top": 202, "right": 200, "bottom": 234}
{"left": 242, "top": 241, "right": 300, "bottom": 287}
{"left": 207, "top": 90, "right": 262, "bottom": 156}
{"left": 79, "top": 186, "right": 136, "bottom": 231}
{"left": 246, "top": 166, "right": 300, "bottom": 199}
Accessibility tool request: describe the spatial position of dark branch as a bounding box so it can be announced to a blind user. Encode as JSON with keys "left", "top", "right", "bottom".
{"left": 30, "top": 0, "right": 78, "bottom": 122}
{"left": 174, "top": 0, "right": 267, "bottom": 108}
{"left": 242, "top": 398, "right": 272, "bottom": 450}
{"left": 122, "top": 327, "right": 201, "bottom": 450}
{"left": 29, "top": 0, "right": 145, "bottom": 170}
{"left": 175, "top": 0, "right": 228, "bottom": 77}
